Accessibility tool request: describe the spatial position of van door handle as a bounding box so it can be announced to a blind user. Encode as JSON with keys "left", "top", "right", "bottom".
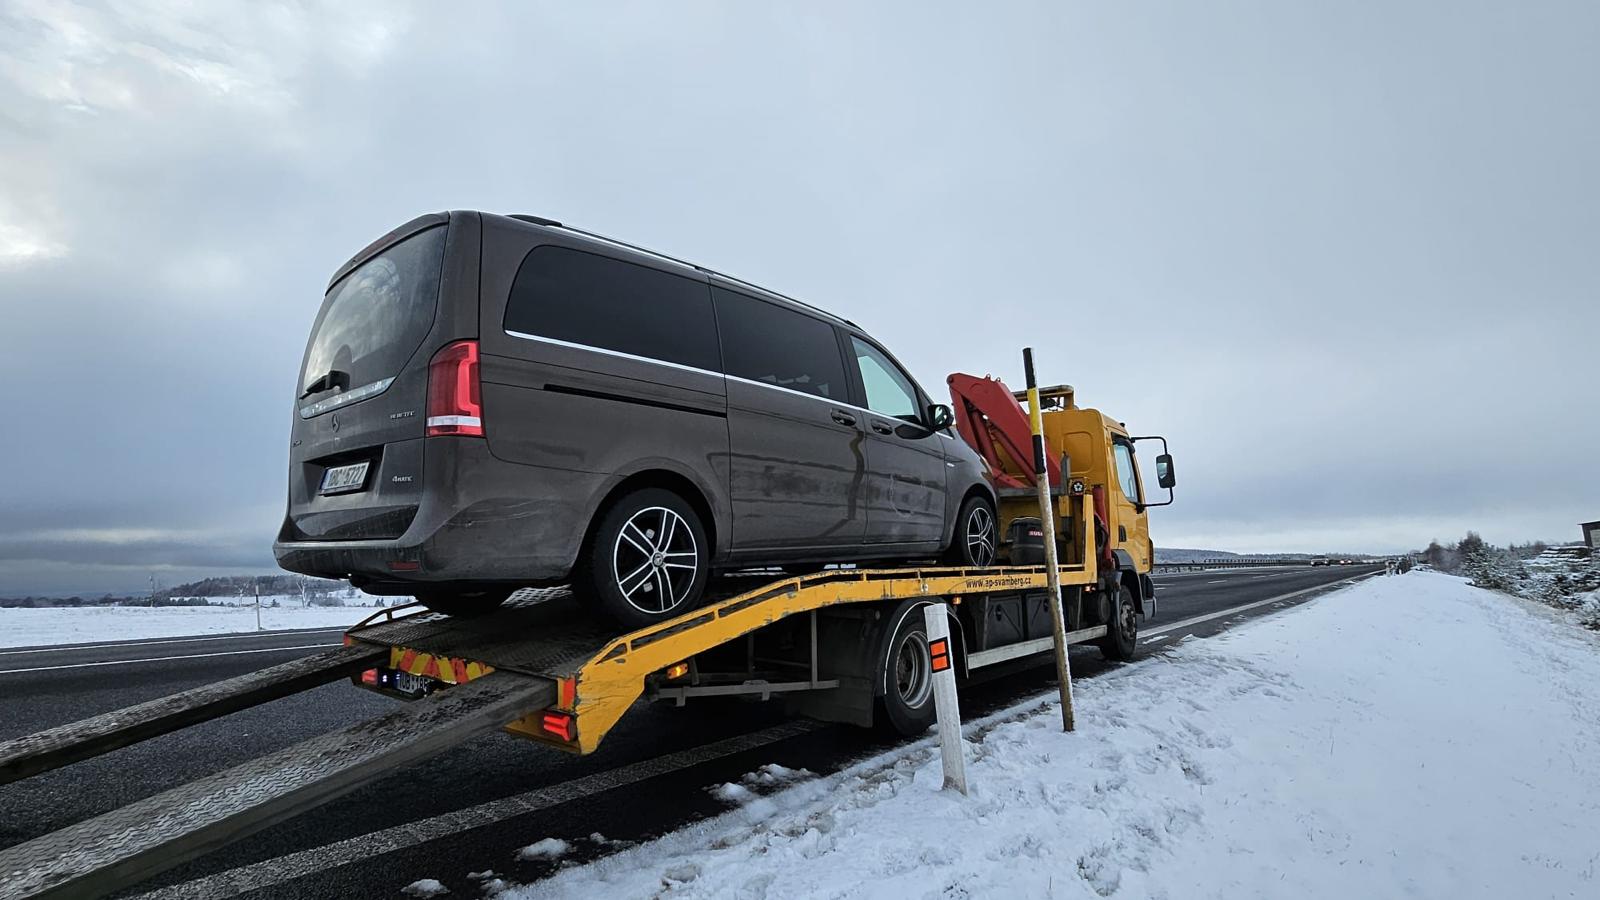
{"left": 830, "top": 410, "right": 856, "bottom": 427}
{"left": 871, "top": 420, "right": 894, "bottom": 435}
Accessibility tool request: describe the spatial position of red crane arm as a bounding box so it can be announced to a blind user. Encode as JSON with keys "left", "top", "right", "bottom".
{"left": 945, "top": 373, "right": 1062, "bottom": 490}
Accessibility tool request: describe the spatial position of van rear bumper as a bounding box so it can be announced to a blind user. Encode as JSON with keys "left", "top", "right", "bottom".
{"left": 275, "top": 441, "right": 608, "bottom": 591}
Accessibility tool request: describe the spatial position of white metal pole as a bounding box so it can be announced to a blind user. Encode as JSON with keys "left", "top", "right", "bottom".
{"left": 921, "top": 603, "right": 968, "bottom": 795}
{"left": 254, "top": 583, "right": 262, "bottom": 631}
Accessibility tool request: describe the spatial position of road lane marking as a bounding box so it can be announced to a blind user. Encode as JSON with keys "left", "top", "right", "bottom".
{"left": 135, "top": 719, "right": 824, "bottom": 900}
{"left": 0, "top": 644, "right": 342, "bottom": 675}
{"left": 1142, "top": 572, "right": 1378, "bottom": 644}
{"left": 0, "top": 628, "right": 349, "bottom": 657}
{"left": 1206, "top": 579, "right": 1227, "bottom": 584}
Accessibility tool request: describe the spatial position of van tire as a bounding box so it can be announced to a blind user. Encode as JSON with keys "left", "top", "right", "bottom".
{"left": 584, "top": 487, "right": 710, "bottom": 630}
{"left": 1098, "top": 584, "right": 1138, "bottom": 661}
{"left": 417, "top": 589, "right": 512, "bottom": 617}
{"left": 941, "top": 495, "right": 998, "bottom": 567}
{"left": 873, "top": 599, "right": 938, "bottom": 737}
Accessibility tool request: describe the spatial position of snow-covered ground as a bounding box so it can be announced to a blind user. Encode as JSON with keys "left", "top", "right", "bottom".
{"left": 506, "top": 572, "right": 1600, "bottom": 899}
{"left": 0, "top": 600, "right": 387, "bottom": 648}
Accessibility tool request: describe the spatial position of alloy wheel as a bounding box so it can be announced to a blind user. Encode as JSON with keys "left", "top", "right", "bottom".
{"left": 966, "top": 506, "right": 996, "bottom": 566}
{"left": 611, "top": 506, "right": 699, "bottom": 614}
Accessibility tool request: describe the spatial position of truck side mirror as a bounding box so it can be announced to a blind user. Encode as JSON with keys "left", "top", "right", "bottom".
{"left": 1156, "top": 453, "right": 1176, "bottom": 489}
{"left": 927, "top": 403, "right": 955, "bottom": 430}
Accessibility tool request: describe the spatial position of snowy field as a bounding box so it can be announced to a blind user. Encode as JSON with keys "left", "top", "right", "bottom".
{"left": 505, "top": 572, "right": 1600, "bottom": 899}
{"left": 0, "top": 600, "right": 386, "bottom": 648}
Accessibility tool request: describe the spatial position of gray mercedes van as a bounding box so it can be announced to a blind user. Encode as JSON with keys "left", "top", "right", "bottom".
{"left": 275, "top": 211, "right": 996, "bottom": 627}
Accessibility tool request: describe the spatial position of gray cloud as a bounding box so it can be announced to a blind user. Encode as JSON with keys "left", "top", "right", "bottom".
{"left": 1, "top": 0, "right": 1595, "bottom": 593}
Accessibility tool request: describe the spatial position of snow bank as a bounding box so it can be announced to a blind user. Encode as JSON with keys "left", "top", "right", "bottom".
{"left": 506, "top": 572, "right": 1600, "bottom": 899}
{"left": 0, "top": 603, "right": 380, "bottom": 648}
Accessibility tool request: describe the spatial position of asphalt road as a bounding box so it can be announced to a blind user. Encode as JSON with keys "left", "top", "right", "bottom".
{"left": 0, "top": 564, "right": 1381, "bottom": 899}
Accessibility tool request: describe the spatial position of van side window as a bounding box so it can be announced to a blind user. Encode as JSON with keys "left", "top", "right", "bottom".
{"left": 713, "top": 288, "right": 847, "bottom": 400}
{"left": 505, "top": 246, "right": 721, "bottom": 372}
{"left": 850, "top": 337, "right": 920, "bottom": 422}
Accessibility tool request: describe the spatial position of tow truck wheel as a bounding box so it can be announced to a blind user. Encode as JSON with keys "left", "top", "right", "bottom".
{"left": 942, "top": 495, "right": 998, "bottom": 567}
{"left": 416, "top": 588, "right": 512, "bottom": 617}
{"left": 1098, "top": 584, "right": 1139, "bottom": 662}
{"left": 874, "top": 599, "right": 938, "bottom": 736}
{"left": 585, "top": 487, "right": 710, "bottom": 629}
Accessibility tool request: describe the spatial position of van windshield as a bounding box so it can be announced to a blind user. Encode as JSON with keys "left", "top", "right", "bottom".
{"left": 299, "top": 225, "right": 447, "bottom": 416}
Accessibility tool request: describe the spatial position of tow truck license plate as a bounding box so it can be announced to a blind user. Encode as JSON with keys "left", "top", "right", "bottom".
{"left": 392, "top": 671, "right": 432, "bottom": 696}
{"left": 320, "top": 462, "right": 370, "bottom": 495}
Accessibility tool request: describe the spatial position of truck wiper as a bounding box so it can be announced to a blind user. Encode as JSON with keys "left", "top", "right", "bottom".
{"left": 299, "top": 369, "right": 350, "bottom": 400}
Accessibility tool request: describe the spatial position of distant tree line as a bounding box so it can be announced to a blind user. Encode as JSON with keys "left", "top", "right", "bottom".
{"left": 0, "top": 594, "right": 212, "bottom": 609}
{"left": 1418, "top": 532, "right": 1550, "bottom": 577}
{"left": 156, "top": 574, "right": 346, "bottom": 600}
{"left": 1, "top": 574, "right": 353, "bottom": 608}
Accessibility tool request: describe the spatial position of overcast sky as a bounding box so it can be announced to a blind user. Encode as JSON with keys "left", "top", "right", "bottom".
{"left": 1, "top": 1, "right": 1594, "bottom": 595}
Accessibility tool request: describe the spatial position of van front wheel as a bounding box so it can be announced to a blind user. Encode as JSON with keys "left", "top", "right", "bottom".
{"left": 585, "top": 488, "right": 710, "bottom": 629}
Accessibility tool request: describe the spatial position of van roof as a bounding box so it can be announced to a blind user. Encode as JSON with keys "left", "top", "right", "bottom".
{"left": 495, "top": 212, "right": 856, "bottom": 329}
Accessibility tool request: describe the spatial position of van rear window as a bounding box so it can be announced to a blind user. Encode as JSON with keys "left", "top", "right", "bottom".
{"left": 505, "top": 246, "right": 721, "bottom": 372}
{"left": 300, "top": 225, "right": 447, "bottom": 413}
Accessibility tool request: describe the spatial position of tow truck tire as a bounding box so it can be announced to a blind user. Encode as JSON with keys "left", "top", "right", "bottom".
{"left": 941, "top": 494, "right": 998, "bottom": 568}
{"left": 417, "top": 589, "right": 512, "bottom": 617}
{"left": 874, "top": 599, "right": 938, "bottom": 737}
{"left": 1098, "top": 584, "right": 1138, "bottom": 662}
{"left": 584, "top": 487, "right": 710, "bottom": 630}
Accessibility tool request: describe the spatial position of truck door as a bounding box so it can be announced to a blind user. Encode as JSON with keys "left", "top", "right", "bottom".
{"left": 847, "top": 335, "right": 948, "bottom": 546}
{"left": 1110, "top": 438, "right": 1152, "bottom": 571}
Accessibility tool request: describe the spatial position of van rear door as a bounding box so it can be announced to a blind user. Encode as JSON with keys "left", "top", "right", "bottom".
{"left": 283, "top": 217, "right": 453, "bottom": 541}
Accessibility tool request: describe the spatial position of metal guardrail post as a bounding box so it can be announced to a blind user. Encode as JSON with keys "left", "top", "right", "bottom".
{"left": 921, "top": 603, "right": 967, "bottom": 795}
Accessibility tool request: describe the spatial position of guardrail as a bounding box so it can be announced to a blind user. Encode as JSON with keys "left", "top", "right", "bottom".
{"left": 1151, "top": 559, "right": 1311, "bottom": 573}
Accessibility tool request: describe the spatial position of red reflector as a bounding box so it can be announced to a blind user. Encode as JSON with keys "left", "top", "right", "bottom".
{"left": 426, "top": 340, "right": 484, "bottom": 437}
{"left": 360, "top": 668, "right": 379, "bottom": 685}
{"left": 541, "top": 710, "right": 574, "bottom": 741}
{"left": 387, "top": 560, "right": 421, "bottom": 572}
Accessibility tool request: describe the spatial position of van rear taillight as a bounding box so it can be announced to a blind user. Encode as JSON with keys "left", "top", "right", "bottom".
{"left": 426, "top": 340, "right": 483, "bottom": 437}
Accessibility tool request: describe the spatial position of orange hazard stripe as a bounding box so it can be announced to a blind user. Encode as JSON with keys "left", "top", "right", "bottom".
{"left": 388, "top": 646, "right": 494, "bottom": 685}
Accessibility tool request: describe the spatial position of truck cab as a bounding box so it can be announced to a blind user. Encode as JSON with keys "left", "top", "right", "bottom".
{"left": 947, "top": 378, "right": 1176, "bottom": 619}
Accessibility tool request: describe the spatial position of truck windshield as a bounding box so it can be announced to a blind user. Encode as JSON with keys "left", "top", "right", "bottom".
{"left": 299, "top": 225, "right": 447, "bottom": 416}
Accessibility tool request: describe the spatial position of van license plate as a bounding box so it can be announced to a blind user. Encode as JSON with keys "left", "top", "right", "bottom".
{"left": 320, "top": 462, "right": 370, "bottom": 495}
